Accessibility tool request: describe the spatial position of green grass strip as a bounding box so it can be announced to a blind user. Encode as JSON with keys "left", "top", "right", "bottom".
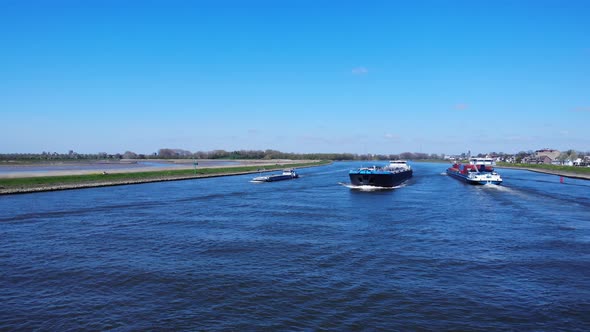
{"left": 497, "top": 162, "right": 590, "bottom": 175}
{"left": 0, "top": 161, "right": 331, "bottom": 189}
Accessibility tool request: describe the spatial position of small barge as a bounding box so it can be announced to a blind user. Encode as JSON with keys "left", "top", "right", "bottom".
{"left": 252, "top": 169, "right": 299, "bottom": 182}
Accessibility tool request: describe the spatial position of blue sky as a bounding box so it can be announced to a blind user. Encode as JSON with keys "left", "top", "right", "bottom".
{"left": 1, "top": 0, "right": 589, "bottom": 155}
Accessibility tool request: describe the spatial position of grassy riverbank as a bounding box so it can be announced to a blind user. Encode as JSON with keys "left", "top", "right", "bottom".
{"left": 496, "top": 162, "right": 590, "bottom": 180}
{"left": 0, "top": 160, "right": 331, "bottom": 194}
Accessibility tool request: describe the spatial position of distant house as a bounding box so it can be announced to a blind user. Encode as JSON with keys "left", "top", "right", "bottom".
{"left": 534, "top": 148, "right": 560, "bottom": 164}
{"left": 504, "top": 156, "right": 515, "bottom": 163}
{"left": 525, "top": 156, "right": 553, "bottom": 164}
{"left": 539, "top": 156, "right": 553, "bottom": 164}
{"left": 572, "top": 157, "right": 590, "bottom": 167}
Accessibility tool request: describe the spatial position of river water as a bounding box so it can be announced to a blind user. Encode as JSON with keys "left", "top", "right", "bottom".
{"left": 1, "top": 162, "right": 589, "bottom": 330}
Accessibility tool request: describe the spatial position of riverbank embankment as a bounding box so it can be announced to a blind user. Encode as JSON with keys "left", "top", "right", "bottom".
{"left": 0, "top": 160, "right": 330, "bottom": 195}
{"left": 495, "top": 165, "right": 590, "bottom": 180}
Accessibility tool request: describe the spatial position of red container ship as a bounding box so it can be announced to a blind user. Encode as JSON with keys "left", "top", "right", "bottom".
{"left": 447, "top": 158, "right": 503, "bottom": 185}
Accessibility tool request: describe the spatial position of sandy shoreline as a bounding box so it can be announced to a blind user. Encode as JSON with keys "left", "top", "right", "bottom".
{"left": 0, "top": 160, "right": 326, "bottom": 195}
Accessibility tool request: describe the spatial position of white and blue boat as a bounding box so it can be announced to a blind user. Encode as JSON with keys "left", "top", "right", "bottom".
{"left": 446, "top": 158, "right": 503, "bottom": 185}
{"left": 252, "top": 168, "right": 299, "bottom": 182}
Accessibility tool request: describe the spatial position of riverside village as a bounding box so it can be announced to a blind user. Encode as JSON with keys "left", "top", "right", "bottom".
{"left": 446, "top": 148, "right": 590, "bottom": 167}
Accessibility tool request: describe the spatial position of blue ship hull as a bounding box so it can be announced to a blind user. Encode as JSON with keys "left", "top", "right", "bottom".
{"left": 263, "top": 174, "right": 297, "bottom": 182}
{"left": 349, "top": 169, "right": 412, "bottom": 187}
{"left": 252, "top": 169, "right": 299, "bottom": 182}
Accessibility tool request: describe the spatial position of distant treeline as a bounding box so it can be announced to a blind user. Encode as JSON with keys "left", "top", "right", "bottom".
{"left": 0, "top": 149, "right": 446, "bottom": 161}
{"left": 185, "top": 149, "right": 444, "bottom": 161}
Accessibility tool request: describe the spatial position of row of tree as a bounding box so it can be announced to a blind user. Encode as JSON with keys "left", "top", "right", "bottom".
{"left": 160, "top": 149, "right": 446, "bottom": 161}
{"left": 5, "top": 148, "right": 586, "bottom": 162}
{"left": 0, "top": 150, "right": 159, "bottom": 161}
{"left": 557, "top": 150, "right": 584, "bottom": 162}
{"left": 473, "top": 150, "right": 589, "bottom": 163}
{"left": 0, "top": 149, "right": 447, "bottom": 161}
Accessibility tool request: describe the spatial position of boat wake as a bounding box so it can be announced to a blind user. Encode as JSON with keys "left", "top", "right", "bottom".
{"left": 480, "top": 184, "right": 512, "bottom": 192}
{"left": 339, "top": 182, "right": 402, "bottom": 191}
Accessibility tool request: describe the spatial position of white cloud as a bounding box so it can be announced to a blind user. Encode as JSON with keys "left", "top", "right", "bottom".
{"left": 453, "top": 103, "right": 469, "bottom": 111}
{"left": 384, "top": 133, "right": 400, "bottom": 141}
{"left": 572, "top": 107, "right": 590, "bottom": 113}
{"left": 351, "top": 67, "right": 368, "bottom": 75}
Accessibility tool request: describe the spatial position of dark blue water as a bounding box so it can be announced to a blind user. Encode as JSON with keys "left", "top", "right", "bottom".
{"left": 1, "top": 162, "right": 589, "bottom": 330}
